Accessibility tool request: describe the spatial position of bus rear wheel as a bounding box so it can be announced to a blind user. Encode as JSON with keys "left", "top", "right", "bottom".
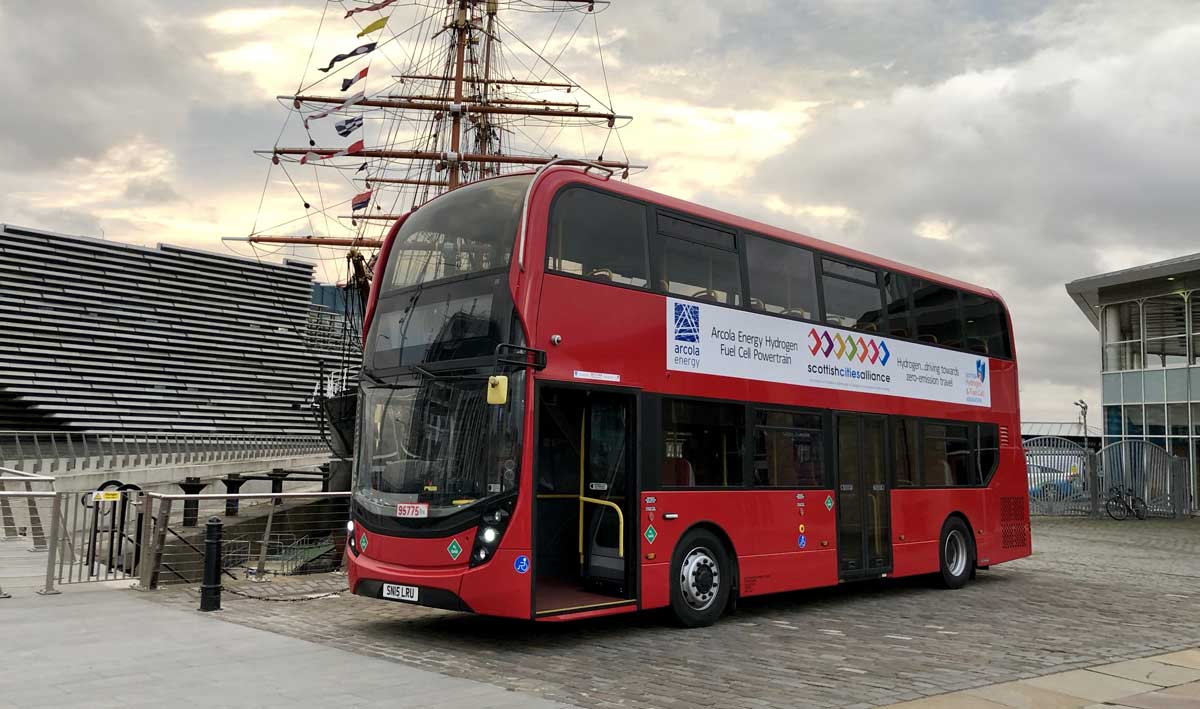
{"left": 937, "top": 517, "right": 974, "bottom": 590}
{"left": 669, "top": 528, "right": 730, "bottom": 628}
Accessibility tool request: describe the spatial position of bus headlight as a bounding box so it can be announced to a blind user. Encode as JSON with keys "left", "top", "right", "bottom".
{"left": 469, "top": 497, "right": 516, "bottom": 568}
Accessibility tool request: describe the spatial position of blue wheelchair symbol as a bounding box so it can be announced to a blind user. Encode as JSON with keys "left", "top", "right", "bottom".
{"left": 514, "top": 555, "right": 530, "bottom": 574}
{"left": 798, "top": 535, "right": 807, "bottom": 549}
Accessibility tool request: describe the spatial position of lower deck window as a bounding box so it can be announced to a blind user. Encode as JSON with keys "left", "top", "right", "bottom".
{"left": 662, "top": 399, "right": 744, "bottom": 487}
{"left": 922, "top": 422, "right": 973, "bottom": 486}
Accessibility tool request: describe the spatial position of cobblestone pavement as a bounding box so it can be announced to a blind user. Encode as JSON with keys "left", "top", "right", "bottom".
{"left": 151, "top": 518, "right": 1200, "bottom": 708}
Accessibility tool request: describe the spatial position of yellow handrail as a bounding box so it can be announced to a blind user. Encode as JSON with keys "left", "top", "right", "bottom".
{"left": 578, "top": 496, "right": 625, "bottom": 559}
{"left": 575, "top": 410, "right": 626, "bottom": 562}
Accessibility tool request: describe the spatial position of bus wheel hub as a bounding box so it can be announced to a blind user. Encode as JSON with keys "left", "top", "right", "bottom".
{"left": 680, "top": 547, "right": 720, "bottom": 611}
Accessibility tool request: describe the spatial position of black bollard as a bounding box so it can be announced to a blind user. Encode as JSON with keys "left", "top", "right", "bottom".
{"left": 199, "top": 517, "right": 222, "bottom": 612}
{"left": 222, "top": 474, "right": 247, "bottom": 517}
{"left": 268, "top": 469, "right": 289, "bottom": 506}
{"left": 179, "top": 477, "right": 207, "bottom": 527}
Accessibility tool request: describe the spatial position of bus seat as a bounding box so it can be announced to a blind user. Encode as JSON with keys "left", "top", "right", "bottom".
{"left": 662, "top": 457, "right": 695, "bottom": 486}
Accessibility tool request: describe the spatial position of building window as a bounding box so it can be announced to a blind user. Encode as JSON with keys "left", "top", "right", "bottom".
{"left": 1104, "top": 405, "right": 1123, "bottom": 436}
{"left": 1145, "top": 404, "right": 1166, "bottom": 437}
{"left": 1123, "top": 405, "right": 1145, "bottom": 437}
{"left": 1192, "top": 292, "right": 1200, "bottom": 365}
{"left": 922, "top": 422, "right": 973, "bottom": 486}
{"left": 752, "top": 410, "right": 825, "bottom": 487}
{"left": 892, "top": 417, "right": 919, "bottom": 486}
{"left": 912, "top": 281, "right": 962, "bottom": 348}
{"left": 1167, "top": 403, "right": 1189, "bottom": 437}
{"left": 662, "top": 399, "right": 744, "bottom": 487}
{"left": 821, "top": 258, "right": 881, "bottom": 330}
{"left": 1102, "top": 301, "right": 1142, "bottom": 371}
{"left": 547, "top": 188, "right": 649, "bottom": 287}
{"left": 744, "top": 235, "right": 819, "bottom": 318}
{"left": 1143, "top": 295, "right": 1187, "bottom": 368}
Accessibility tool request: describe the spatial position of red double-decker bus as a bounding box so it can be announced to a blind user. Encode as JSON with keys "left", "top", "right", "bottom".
{"left": 347, "top": 163, "right": 1030, "bottom": 626}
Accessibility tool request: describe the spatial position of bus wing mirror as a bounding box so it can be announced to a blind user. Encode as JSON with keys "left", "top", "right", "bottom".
{"left": 487, "top": 375, "right": 508, "bottom": 405}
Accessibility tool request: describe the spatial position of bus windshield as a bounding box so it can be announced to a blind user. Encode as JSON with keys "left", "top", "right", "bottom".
{"left": 384, "top": 174, "right": 533, "bottom": 292}
{"left": 355, "top": 372, "right": 524, "bottom": 519}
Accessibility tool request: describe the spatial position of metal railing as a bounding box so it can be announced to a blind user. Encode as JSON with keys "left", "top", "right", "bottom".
{"left": 0, "top": 467, "right": 56, "bottom": 548}
{"left": 139, "top": 491, "right": 351, "bottom": 590}
{"left": 1024, "top": 436, "right": 1194, "bottom": 518}
{"left": 0, "top": 431, "right": 329, "bottom": 476}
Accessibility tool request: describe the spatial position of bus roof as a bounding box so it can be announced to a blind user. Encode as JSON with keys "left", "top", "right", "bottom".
{"left": 534, "top": 166, "right": 1002, "bottom": 303}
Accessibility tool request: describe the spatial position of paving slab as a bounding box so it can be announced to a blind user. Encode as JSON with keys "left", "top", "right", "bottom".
{"left": 1093, "top": 659, "right": 1200, "bottom": 687}
{"left": 1022, "top": 670, "right": 1161, "bottom": 703}
{"left": 1115, "top": 688, "right": 1200, "bottom": 709}
{"left": 882, "top": 694, "right": 1010, "bottom": 709}
{"left": 1161, "top": 652, "right": 1200, "bottom": 671}
{"left": 0, "top": 586, "right": 574, "bottom": 709}
{"left": 964, "top": 679, "right": 1091, "bottom": 708}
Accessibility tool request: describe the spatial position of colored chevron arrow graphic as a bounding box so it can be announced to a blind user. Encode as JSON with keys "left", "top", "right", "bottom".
{"left": 834, "top": 334, "right": 846, "bottom": 360}
{"left": 845, "top": 335, "right": 858, "bottom": 362}
{"left": 808, "top": 329, "right": 821, "bottom": 355}
{"left": 821, "top": 332, "right": 834, "bottom": 357}
{"left": 857, "top": 337, "right": 868, "bottom": 362}
{"left": 867, "top": 340, "right": 880, "bottom": 364}
{"left": 879, "top": 341, "right": 891, "bottom": 366}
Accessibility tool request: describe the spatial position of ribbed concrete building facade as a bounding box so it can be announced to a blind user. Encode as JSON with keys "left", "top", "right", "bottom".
{"left": 0, "top": 224, "right": 351, "bottom": 435}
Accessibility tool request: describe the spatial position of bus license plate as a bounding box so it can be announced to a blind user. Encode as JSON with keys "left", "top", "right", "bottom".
{"left": 396, "top": 503, "right": 429, "bottom": 518}
{"left": 382, "top": 583, "right": 419, "bottom": 603}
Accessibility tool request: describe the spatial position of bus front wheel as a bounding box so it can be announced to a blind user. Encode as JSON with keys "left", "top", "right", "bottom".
{"left": 669, "top": 528, "right": 730, "bottom": 628}
{"left": 937, "top": 517, "right": 974, "bottom": 590}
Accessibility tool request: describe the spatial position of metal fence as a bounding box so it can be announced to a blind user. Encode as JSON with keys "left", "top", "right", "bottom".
{"left": 1024, "top": 436, "right": 1194, "bottom": 518}
{"left": 1, "top": 483, "right": 350, "bottom": 596}
{"left": 142, "top": 492, "right": 350, "bottom": 588}
{"left": 0, "top": 431, "right": 328, "bottom": 476}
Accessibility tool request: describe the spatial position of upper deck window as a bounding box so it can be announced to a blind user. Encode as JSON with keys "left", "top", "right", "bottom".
{"left": 548, "top": 187, "right": 649, "bottom": 287}
{"left": 654, "top": 213, "right": 742, "bottom": 306}
{"left": 821, "top": 258, "right": 881, "bottom": 330}
{"left": 912, "top": 280, "right": 962, "bottom": 348}
{"left": 745, "top": 235, "right": 818, "bottom": 319}
{"left": 962, "top": 293, "right": 1011, "bottom": 358}
{"left": 384, "top": 175, "right": 532, "bottom": 292}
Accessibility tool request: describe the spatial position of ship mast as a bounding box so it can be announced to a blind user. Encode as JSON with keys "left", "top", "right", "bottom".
{"left": 238, "top": 0, "right": 636, "bottom": 250}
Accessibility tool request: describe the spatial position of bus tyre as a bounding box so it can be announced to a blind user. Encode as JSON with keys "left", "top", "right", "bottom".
{"left": 937, "top": 517, "right": 974, "bottom": 590}
{"left": 669, "top": 529, "right": 730, "bottom": 628}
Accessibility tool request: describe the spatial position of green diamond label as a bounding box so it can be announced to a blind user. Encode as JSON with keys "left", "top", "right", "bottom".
{"left": 644, "top": 525, "right": 658, "bottom": 544}
{"left": 359, "top": 533, "right": 368, "bottom": 551}
{"left": 447, "top": 538, "right": 463, "bottom": 560}
{"left": 824, "top": 495, "right": 834, "bottom": 512}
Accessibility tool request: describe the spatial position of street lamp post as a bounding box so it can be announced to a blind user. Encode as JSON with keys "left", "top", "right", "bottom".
{"left": 1074, "top": 400, "right": 1089, "bottom": 450}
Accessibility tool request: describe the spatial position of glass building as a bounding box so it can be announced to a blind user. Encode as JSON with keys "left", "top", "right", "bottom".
{"left": 1066, "top": 253, "right": 1200, "bottom": 493}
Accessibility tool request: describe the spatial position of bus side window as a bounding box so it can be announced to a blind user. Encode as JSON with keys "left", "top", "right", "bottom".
{"left": 912, "top": 281, "right": 963, "bottom": 348}
{"left": 820, "top": 258, "right": 882, "bottom": 331}
{"left": 662, "top": 399, "right": 745, "bottom": 487}
{"left": 881, "top": 271, "right": 912, "bottom": 339}
{"left": 744, "top": 235, "right": 819, "bottom": 319}
{"left": 752, "top": 410, "right": 825, "bottom": 487}
{"left": 977, "top": 423, "right": 1000, "bottom": 485}
{"left": 921, "top": 421, "right": 972, "bottom": 486}
{"left": 547, "top": 187, "right": 649, "bottom": 287}
{"left": 962, "top": 293, "right": 1012, "bottom": 358}
{"left": 891, "top": 416, "right": 920, "bottom": 486}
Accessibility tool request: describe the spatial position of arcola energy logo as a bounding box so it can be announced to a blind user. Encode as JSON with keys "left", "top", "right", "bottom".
{"left": 807, "top": 328, "right": 891, "bottom": 366}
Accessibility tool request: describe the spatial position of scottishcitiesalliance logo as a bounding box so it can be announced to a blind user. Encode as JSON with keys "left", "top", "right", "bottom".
{"left": 806, "top": 327, "right": 892, "bottom": 384}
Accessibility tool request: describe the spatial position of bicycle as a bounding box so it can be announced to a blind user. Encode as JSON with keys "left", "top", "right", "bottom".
{"left": 1105, "top": 486, "right": 1148, "bottom": 521}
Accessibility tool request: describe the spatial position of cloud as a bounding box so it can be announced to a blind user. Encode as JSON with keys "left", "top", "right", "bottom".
{"left": 124, "top": 177, "right": 183, "bottom": 204}
{"left": 747, "top": 11, "right": 1200, "bottom": 419}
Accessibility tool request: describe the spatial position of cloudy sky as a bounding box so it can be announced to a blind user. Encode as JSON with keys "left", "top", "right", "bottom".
{"left": 3, "top": 0, "right": 1200, "bottom": 422}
